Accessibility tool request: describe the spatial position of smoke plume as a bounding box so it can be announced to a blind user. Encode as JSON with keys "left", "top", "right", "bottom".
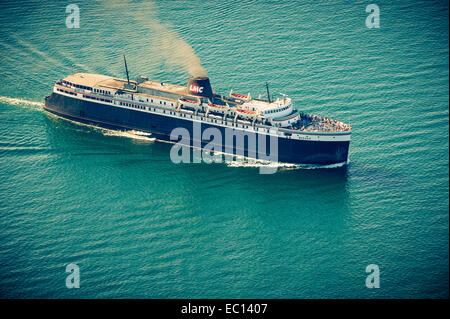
{"left": 105, "top": 0, "right": 207, "bottom": 77}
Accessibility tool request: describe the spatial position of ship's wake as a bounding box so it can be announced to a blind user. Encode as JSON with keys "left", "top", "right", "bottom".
{"left": 0, "top": 96, "right": 44, "bottom": 109}
{"left": 225, "top": 157, "right": 349, "bottom": 170}
{"left": 102, "top": 129, "right": 156, "bottom": 142}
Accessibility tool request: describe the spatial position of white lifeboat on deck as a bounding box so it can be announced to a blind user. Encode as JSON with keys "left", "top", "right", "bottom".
{"left": 207, "top": 102, "right": 229, "bottom": 111}
{"left": 178, "top": 97, "right": 200, "bottom": 107}
{"left": 236, "top": 108, "right": 257, "bottom": 118}
{"left": 229, "top": 90, "right": 251, "bottom": 102}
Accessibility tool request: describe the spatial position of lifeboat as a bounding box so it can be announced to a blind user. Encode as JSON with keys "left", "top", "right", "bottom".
{"left": 229, "top": 90, "right": 251, "bottom": 101}
{"left": 236, "top": 108, "right": 257, "bottom": 118}
{"left": 237, "top": 108, "right": 256, "bottom": 115}
{"left": 207, "top": 103, "right": 229, "bottom": 111}
{"left": 178, "top": 97, "right": 200, "bottom": 107}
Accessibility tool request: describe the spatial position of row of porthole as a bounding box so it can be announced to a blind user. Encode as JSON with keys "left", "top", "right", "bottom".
{"left": 266, "top": 104, "right": 290, "bottom": 115}
{"left": 62, "top": 81, "right": 92, "bottom": 91}
{"left": 93, "top": 88, "right": 111, "bottom": 95}
{"left": 58, "top": 88, "right": 77, "bottom": 96}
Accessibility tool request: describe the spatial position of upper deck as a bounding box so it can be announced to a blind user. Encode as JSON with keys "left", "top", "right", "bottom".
{"left": 63, "top": 73, "right": 195, "bottom": 100}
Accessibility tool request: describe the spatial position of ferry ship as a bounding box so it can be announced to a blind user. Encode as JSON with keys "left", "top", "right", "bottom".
{"left": 44, "top": 60, "right": 351, "bottom": 166}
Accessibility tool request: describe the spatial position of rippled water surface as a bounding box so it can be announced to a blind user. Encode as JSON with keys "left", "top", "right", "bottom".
{"left": 0, "top": 0, "right": 448, "bottom": 298}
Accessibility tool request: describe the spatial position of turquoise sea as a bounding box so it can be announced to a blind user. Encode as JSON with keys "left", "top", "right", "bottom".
{"left": 0, "top": 0, "right": 448, "bottom": 298}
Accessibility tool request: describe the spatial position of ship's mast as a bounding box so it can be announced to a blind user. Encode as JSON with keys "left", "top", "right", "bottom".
{"left": 123, "top": 55, "right": 130, "bottom": 85}
{"left": 265, "top": 82, "right": 271, "bottom": 103}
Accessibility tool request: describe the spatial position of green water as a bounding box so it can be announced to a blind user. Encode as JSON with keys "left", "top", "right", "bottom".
{"left": 0, "top": 0, "right": 448, "bottom": 298}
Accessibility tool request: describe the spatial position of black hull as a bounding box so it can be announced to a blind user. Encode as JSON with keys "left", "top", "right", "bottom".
{"left": 44, "top": 93, "right": 350, "bottom": 165}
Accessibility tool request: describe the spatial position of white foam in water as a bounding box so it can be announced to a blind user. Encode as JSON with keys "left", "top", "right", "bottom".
{"left": 226, "top": 157, "right": 348, "bottom": 170}
{"left": 102, "top": 129, "right": 156, "bottom": 142}
{"left": 0, "top": 96, "right": 43, "bottom": 108}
